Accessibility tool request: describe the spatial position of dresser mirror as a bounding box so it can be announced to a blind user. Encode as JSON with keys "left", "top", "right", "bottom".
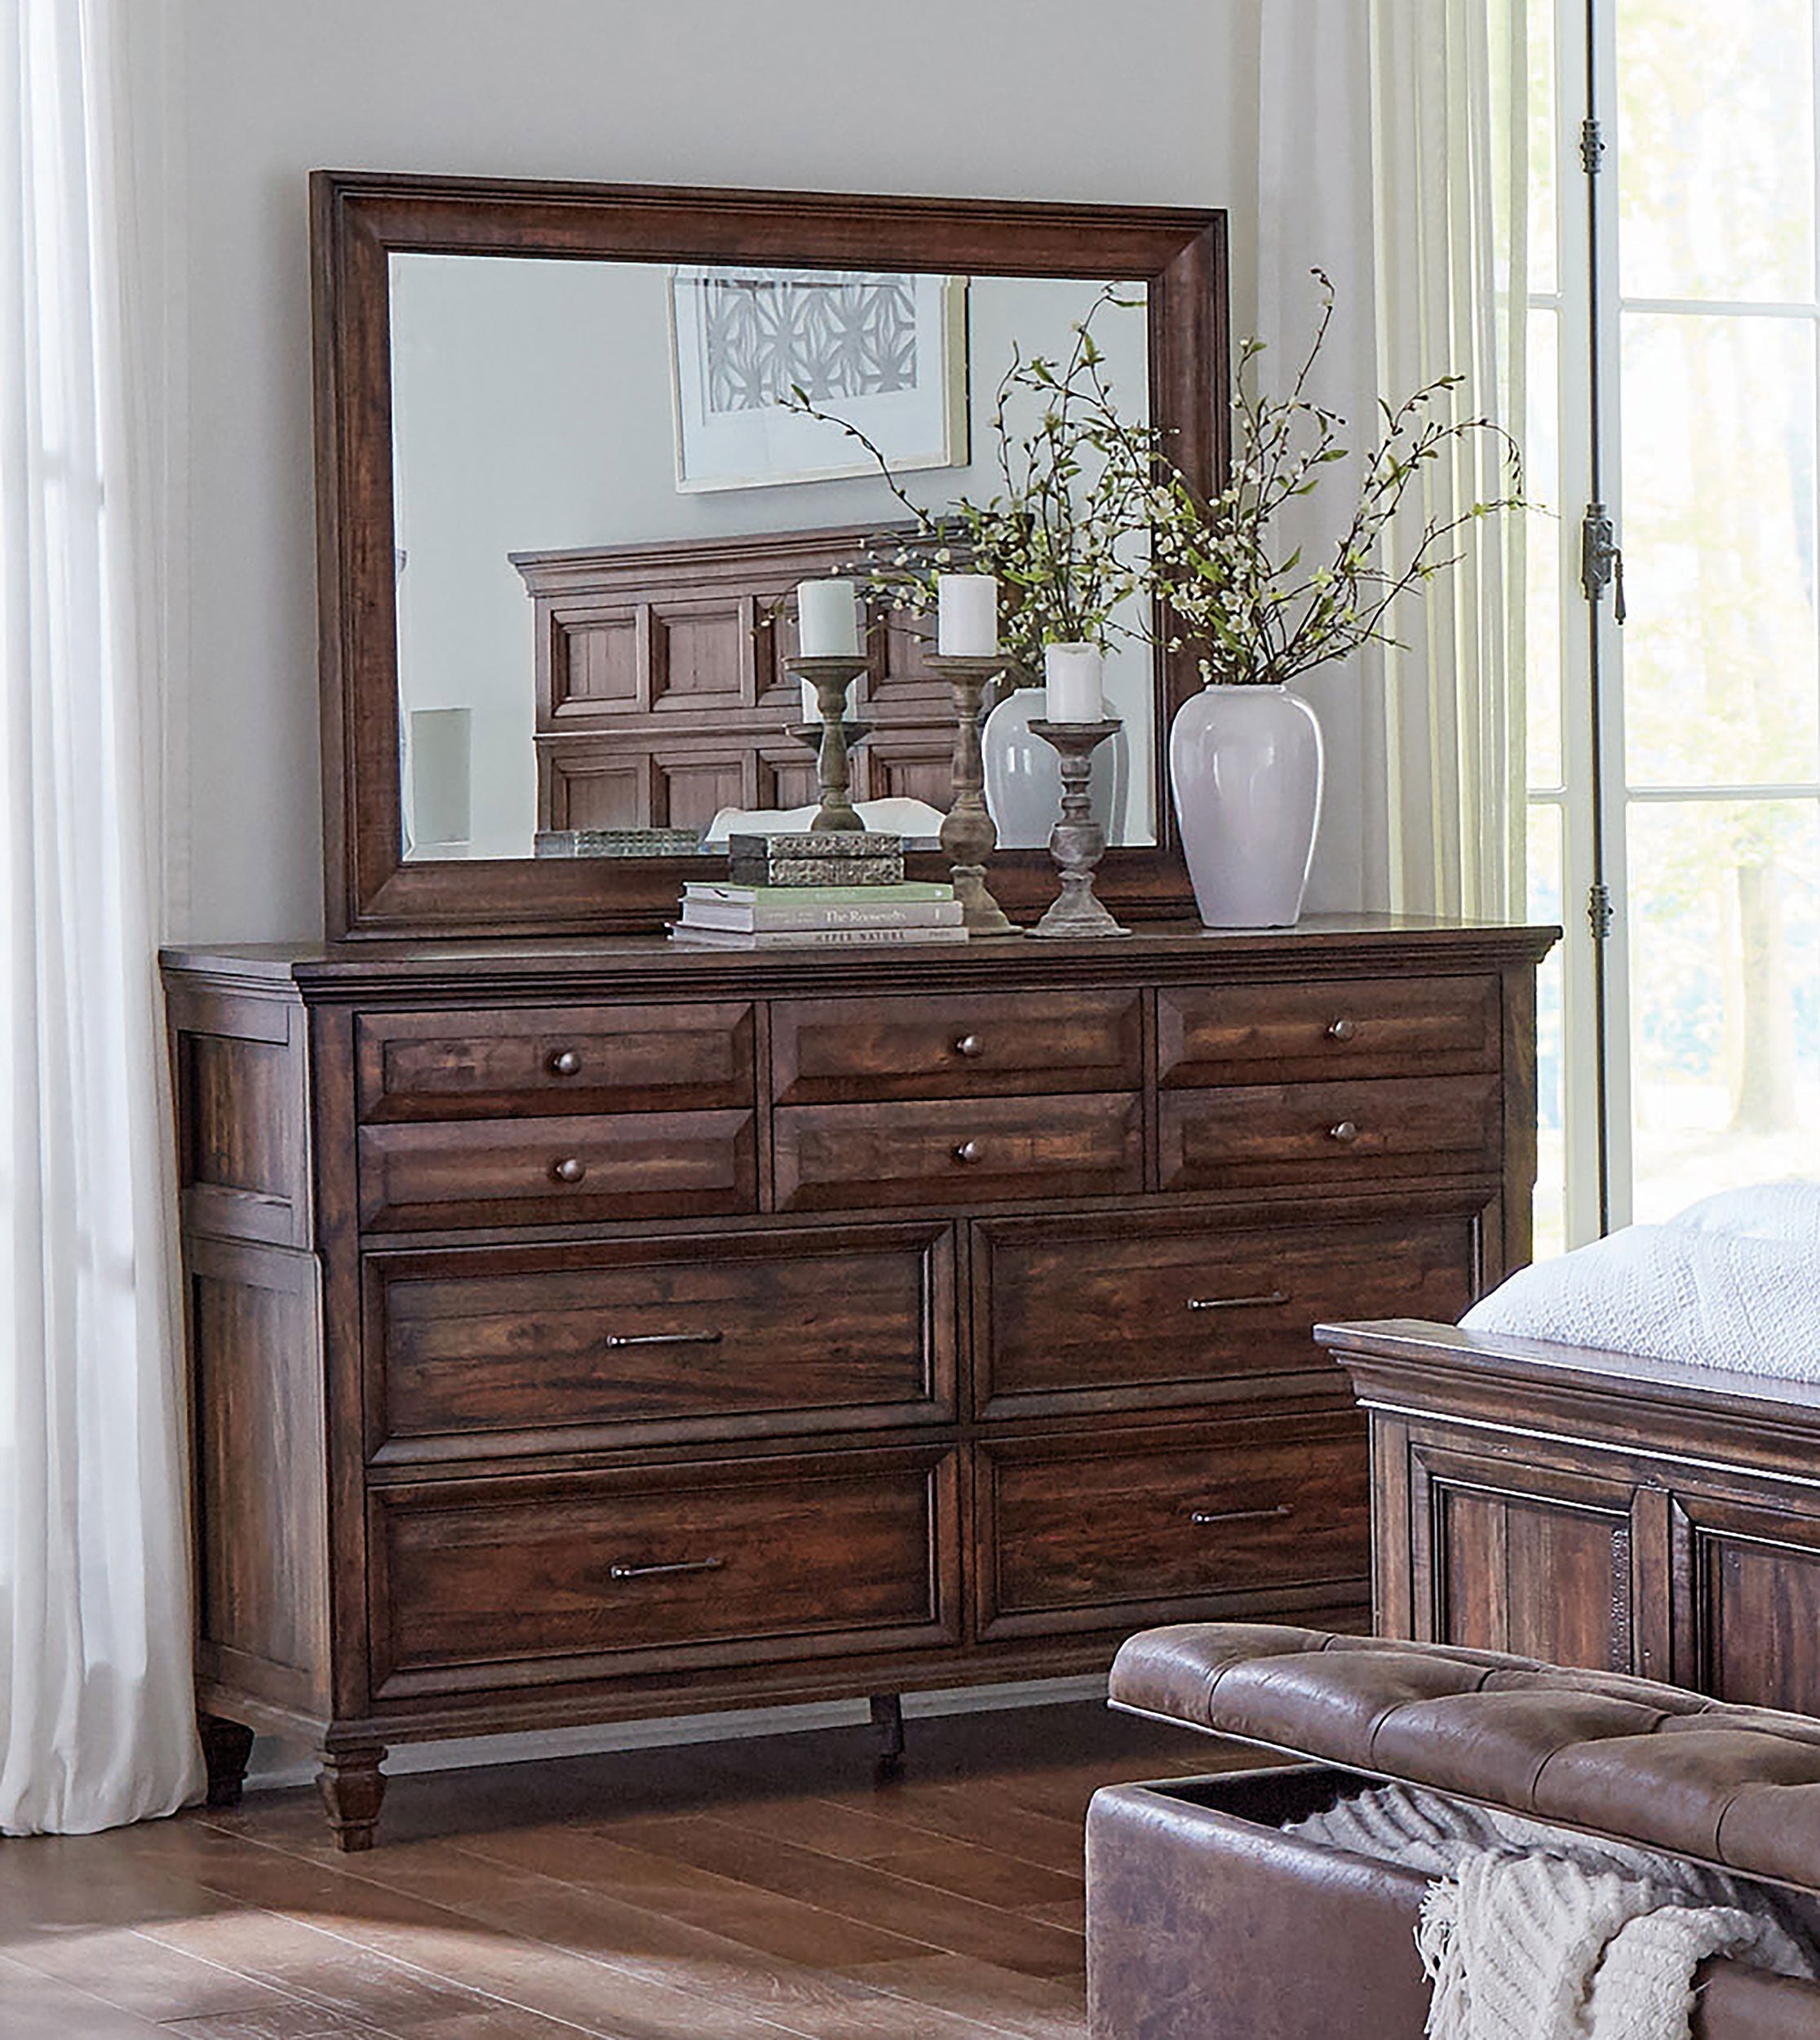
{"left": 312, "top": 172, "right": 1227, "bottom": 937}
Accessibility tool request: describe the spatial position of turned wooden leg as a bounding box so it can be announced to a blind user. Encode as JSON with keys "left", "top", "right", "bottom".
{"left": 197, "top": 1714, "right": 256, "bottom": 1809}
{"left": 870, "top": 1693, "right": 906, "bottom": 1779}
{"left": 317, "top": 1746, "right": 387, "bottom": 1852}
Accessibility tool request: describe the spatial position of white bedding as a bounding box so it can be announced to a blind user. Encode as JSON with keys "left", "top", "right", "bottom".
{"left": 1459, "top": 1179, "right": 1820, "bottom": 1381}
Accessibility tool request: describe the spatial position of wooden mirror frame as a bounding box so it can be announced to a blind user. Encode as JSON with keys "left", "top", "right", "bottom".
{"left": 312, "top": 170, "right": 1229, "bottom": 938}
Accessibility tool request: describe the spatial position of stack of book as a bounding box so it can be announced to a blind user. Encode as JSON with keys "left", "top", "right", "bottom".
{"left": 668, "top": 879, "right": 965, "bottom": 949}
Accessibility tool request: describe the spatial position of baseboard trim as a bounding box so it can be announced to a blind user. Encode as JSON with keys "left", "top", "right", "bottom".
{"left": 242, "top": 1672, "right": 1110, "bottom": 1793}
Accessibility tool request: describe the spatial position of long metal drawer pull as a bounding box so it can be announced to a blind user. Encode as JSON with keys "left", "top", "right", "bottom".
{"left": 602, "top": 1329, "right": 725, "bottom": 1350}
{"left": 1189, "top": 1503, "right": 1294, "bottom": 1527}
{"left": 1186, "top": 1290, "right": 1290, "bottom": 1313}
{"left": 608, "top": 1556, "right": 726, "bottom": 1581}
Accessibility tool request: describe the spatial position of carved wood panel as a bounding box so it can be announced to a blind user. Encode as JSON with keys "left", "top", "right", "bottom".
{"left": 1410, "top": 1443, "right": 1637, "bottom": 1672}
{"left": 516, "top": 524, "right": 956, "bottom": 832}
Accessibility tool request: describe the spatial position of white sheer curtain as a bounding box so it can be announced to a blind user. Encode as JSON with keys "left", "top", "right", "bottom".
{"left": 0, "top": 0, "right": 199, "bottom": 1832}
{"left": 1257, "top": 0, "right": 1527, "bottom": 919}
{"left": 1368, "top": 0, "right": 1529, "bottom": 918}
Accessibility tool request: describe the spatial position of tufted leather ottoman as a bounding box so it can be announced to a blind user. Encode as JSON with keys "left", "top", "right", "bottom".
{"left": 1087, "top": 1624, "right": 1820, "bottom": 2040}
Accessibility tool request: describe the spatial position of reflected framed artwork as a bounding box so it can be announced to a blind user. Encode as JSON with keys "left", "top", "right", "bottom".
{"left": 668, "top": 266, "right": 969, "bottom": 490}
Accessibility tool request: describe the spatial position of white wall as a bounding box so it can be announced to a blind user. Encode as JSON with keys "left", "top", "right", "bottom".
{"left": 176, "top": 0, "right": 1270, "bottom": 938}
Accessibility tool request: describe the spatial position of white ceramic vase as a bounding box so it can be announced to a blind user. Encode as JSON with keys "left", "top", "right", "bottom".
{"left": 982, "top": 667, "right": 1125, "bottom": 849}
{"left": 1168, "top": 682, "right": 1323, "bottom": 927}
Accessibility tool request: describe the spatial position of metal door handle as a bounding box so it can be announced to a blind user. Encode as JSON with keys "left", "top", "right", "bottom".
{"left": 603, "top": 1329, "right": 724, "bottom": 1350}
{"left": 1186, "top": 1291, "right": 1291, "bottom": 1313}
{"left": 608, "top": 1556, "right": 726, "bottom": 1581}
{"left": 1189, "top": 1504, "right": 1294, "bottom": 1528}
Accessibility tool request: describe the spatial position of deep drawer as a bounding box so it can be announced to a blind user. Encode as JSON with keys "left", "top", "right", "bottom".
{"left": 367, "top": 1445, "right": 961, "bottom": 1695}
{"left": 771, "top": 990, "right": 1142, "bottom": 1102}
{"left": 773, "top": 1093, "right": 1142, "bottom": 1212}
{"left": 364, "top": 1224, "right": 958, "bottom": 1459}
{"left": 1158, "top": 1075, "right": 1501, "bottom": 1190}
{"left": 356, "top": 1110, "right": 756, "bottom": 1231}
{"left": 1157, "top": 976, "right": 1501, "bottom": 1088}
{"left": 976, "top": 1421, "right": 1370, "bottom": 1639}
{"left": 354, "top": 1003, "right": 755, "bottom": 1121}
{"left": 972, "top": 1206, "right": 1482, "bottom": 1417}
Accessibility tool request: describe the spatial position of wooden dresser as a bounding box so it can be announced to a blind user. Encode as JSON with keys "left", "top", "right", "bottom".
{"left": 162, "top": 916, "right": 1552, "bottom": 1846}
{"left": 1322, "top": 1319, "right": 1820, "bottom": 1717}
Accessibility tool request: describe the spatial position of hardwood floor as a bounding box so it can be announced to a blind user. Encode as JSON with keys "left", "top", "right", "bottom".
{"left": 0, "top": 1701, "right": 1242, "bottom": 2038}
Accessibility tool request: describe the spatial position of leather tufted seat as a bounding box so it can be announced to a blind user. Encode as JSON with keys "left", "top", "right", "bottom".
{"left": 1109, "top": 1622, "right": 1820, "bottom": 1887}
{"left": 1087, "top": 1624, "right": 1820, "bottom": 2040}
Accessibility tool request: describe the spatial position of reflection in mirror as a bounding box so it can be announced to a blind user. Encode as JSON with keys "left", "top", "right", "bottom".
{"left": 387, "top": 256, "right": 1154, "bottom": 863}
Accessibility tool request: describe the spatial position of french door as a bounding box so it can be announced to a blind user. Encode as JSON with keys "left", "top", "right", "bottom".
{"left": 1530, "top": 0, "right": 1820, "bottom": 1250}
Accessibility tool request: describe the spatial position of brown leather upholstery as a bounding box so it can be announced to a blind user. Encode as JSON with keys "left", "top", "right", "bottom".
{"left": 1110, "top": 1622, "right": 1820, "bottom": 1890}
{"left": 1089, "top": 1626, "right": 1820, "bottom": 2040}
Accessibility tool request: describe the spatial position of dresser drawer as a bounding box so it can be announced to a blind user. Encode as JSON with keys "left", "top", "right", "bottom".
{"left": 976, "top": 1421, "right": 1369, "bottom": 1639}
{"left": 368, "top": 1445, "right": 961, "bottom": 1696}
{"left": 1158, "top": 1074, "right": 1501, "bottom": 1190}
{"left": 773, "top": 1093, "right": 1142, "bottom": 1212}
{"left": 1158, "top": 976, "right": 1501, "bottom": 1088}
{"left": 972, "top": 1207, "right": 1483, "bottom": 1418}
{"left": 365, "top": 1224, "right": 957, "bottom": 1459}
{"left": 357, "top": 1110, "right": 756, "bottom": 1230}
{"left": 771, "top": 990, "right": 1142, "bottom": 1102}
{"left": 355, "top": 1003, "right": 755, "bottom": 1121}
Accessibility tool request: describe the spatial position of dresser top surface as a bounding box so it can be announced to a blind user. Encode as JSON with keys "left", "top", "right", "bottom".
{"left": 162, "top": 915, "right": 1561, "bottom": 1000}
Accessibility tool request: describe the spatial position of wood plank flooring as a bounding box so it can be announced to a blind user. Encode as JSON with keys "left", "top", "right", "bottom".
{"left": 0, "top": 1701, "right": 1247, "bottom": 2039}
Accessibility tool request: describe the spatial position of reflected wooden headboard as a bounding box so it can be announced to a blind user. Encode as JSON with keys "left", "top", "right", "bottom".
{"left": 511, "top": 525, "right": 957, "bottom": 835}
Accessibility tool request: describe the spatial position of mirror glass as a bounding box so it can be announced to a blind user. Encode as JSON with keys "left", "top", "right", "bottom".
{"left": 387, "top": 254, "right": 1155, "bottom": 863}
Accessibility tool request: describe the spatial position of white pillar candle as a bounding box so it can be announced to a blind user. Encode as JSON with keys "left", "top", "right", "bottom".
{"left": 800, "top": 677, "right": 820, "bottom": 723}
{"left": 1043, "top": 642, "right": 1105, "bottom": 723}
{"left": 937, "top": 574, "right": 999, "bottom": 656}
{"left": 797, "top": 578, "right": 860, "bottom": 658}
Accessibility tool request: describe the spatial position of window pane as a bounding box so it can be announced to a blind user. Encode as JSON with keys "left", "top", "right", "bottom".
{"left": 1529, "top": 0, "right": 1557, "bottom": 296}
{"left": 1627, "top": 797, "right": 1820, "bottom": 1221}
{"left": 1527, "top": 800, "right": 1567, "bottom": 1259}
{"left": 1526, "top": 308, "right": 1563, "bottom": 788}
{"left": 1617, "top": 0, "right": 1814, "bottom": 302}
{"left": 1620, "top": 313, "right": 1820, "bottom": 788}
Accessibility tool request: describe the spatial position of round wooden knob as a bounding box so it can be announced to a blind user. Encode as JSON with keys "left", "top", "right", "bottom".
{"left": 549, "top": 1049, "right": 582, "bottom": 1076}
{"left": 552, "top": 1156, "right": 588, "bottom": 1184}
{"left": 954, "top": 1139, "right": 985, "bottom": 1164}
{"left": 954, "top": 1033, "right": 985, "bottom": 1058}
{"left": 1327, "top": 1120, "right": 1360, "bottom": 1145}
{"left": 1326, "top": 1018, "right": 1357, "bottom": 1043}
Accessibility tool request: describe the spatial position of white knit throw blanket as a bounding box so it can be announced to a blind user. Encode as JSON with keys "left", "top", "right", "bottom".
{"left": 1286, "top": 1783, "right": 1817, "bottom": 2040}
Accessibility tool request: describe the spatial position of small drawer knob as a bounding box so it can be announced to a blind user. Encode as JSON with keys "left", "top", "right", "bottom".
{"left": 549, "top": 1049, "right": 582, "bottom": 1077}
{"left": 1326, "top": 1018, "right": 1357, "bottom": 1043}
{"left": 1327, "top": 1120, "right": 1360, "bottom": 1145}
{"left": 953, "top": 1033, "right": 985, "bottom": 1058}
{"left": 552, "top": 1156, "right": 588, "bottom": 1184}
{"left": 954, "top": 1139, "right": 985, "bottom": 1164}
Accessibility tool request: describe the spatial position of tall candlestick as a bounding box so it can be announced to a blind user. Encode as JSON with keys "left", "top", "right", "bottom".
{"left": 937, "top": 574, "right": 999, "bottom": 656}
{"left": 1043, "top": 642, "right": 1105, "bottom": 723}
{"left": 797, "top": 579, "right": 860, "bottom": 659}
